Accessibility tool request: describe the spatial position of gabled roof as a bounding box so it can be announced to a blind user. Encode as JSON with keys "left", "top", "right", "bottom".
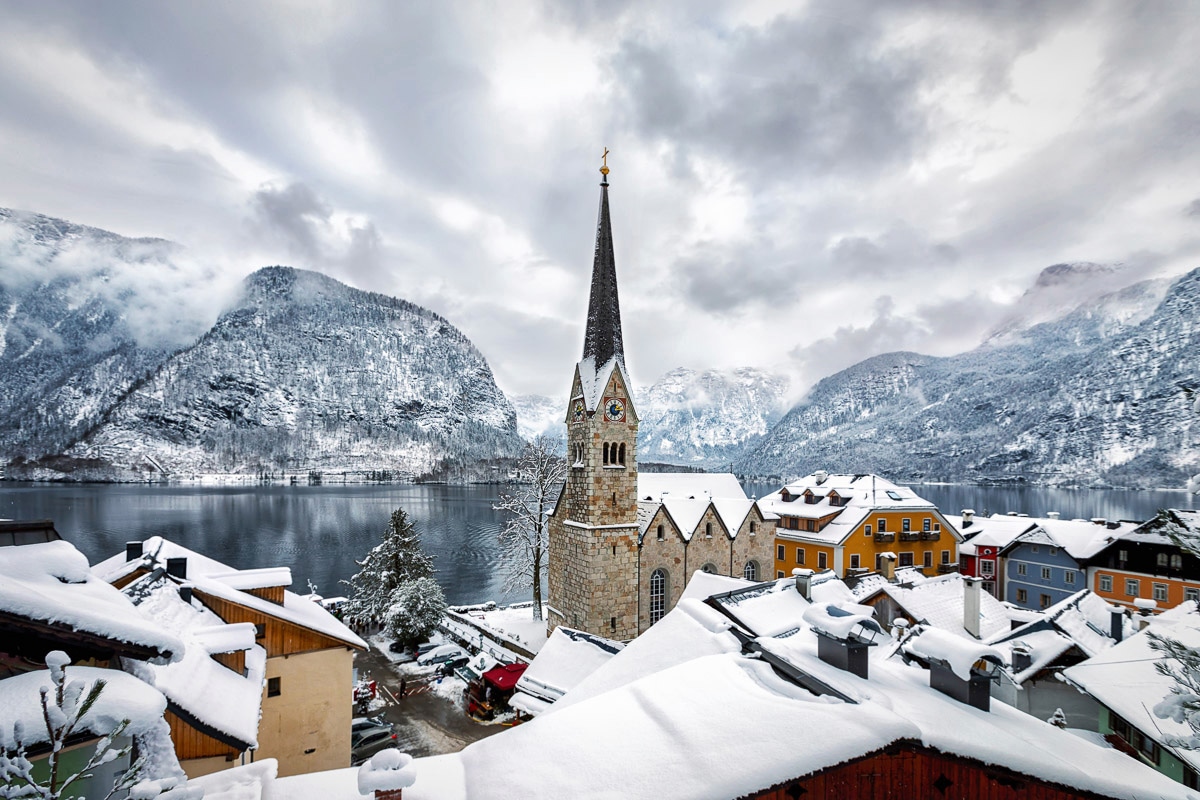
{"left": 636, "top": 473, "right": 766, "bottom": 542}
{"left": 1104, "top": 508, "right": 1200, "bottom": 549}
{"left": 989, "top": 589, "right": 1128, "bottom": 684}
{"left": 574, "top": 355, "right": 638, "bottom": 417}
{"left": 1063, "top": 604, "right": 1200, "bottom": 773}
{"left": 945, "top": 514, "right": 1035, "bottom": 556}
{"left": 94, "top": 536, "right": 366, "bottom": 650}
{"left": 121, "top": 570, "right": 266, "bottom": 749}
{"left": 1001, "top": 515, "right": 1139, "bottom": 560}
{"left": 0, "top": 540, "right": 182, "bottom": 663}
{"left": 862, "top": 572, "right": 1011, "bottom": 640}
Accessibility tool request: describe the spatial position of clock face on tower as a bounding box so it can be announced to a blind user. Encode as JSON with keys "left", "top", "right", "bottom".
{"left": 603, "top": 397, "right": 626, "bottom": 422}
{"left": 572, "top": 400, "right": 585, "bottom": 422}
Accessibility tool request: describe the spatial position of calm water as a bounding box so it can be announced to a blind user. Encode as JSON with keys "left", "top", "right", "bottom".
{"left": 1, "top": 481, "right": 1193, "bottom": 605}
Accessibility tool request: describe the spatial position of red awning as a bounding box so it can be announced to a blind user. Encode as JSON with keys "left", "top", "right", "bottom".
{"left": 482, "top": 662, "right": 528, "bottom": 690}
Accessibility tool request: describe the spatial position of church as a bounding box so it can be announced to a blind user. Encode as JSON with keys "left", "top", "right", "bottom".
{"left": 546, "top": 157, "right": 777, "bottom": 641}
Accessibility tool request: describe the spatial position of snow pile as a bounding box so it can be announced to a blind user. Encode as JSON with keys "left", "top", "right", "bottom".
{"left": 187, "top": 758, "right": 277, "bottom": 800}
{"left": 511, "top": 622, "right": 621, "bottom": 707}
{"left": 207, "top": 567, "right": 293, "bottom": 591}
{"left": 802, "top": 602, "right": 883, "bottom": 642}
{"left": 903, "top": 626, "right": 1005, "bottom": 681}
{"left": 0, "top": 540, "right": 182, "bottom": 661}
{"left": 357, "top": 749, "right": 417, "bottom": 794}
{"left": 193, "top": 622, "right": 257, "bottom": 655}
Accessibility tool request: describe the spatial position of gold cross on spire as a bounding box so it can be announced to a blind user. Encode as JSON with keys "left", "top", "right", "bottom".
{"left": 600, "top": 147, "right": 610, "bottom": 176}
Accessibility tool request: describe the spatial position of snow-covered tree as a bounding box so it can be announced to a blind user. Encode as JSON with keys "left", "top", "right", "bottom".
{"left": 494, "top": 435, "right": 566, "bottom": 621}
{"left": 385, "top": 576, "right": 448, "bottom": 645}
{"left": 1046, "top": 708, "right": 1068, "bottom": 729}
{"left": 0, "top": 652, "right": 185, "bottom": 800}
{"left": 343, "top": 507, "right": 435, "bottom": 626}
{"left": 1147, "top": 508, "right": 1200, "bottom": 749}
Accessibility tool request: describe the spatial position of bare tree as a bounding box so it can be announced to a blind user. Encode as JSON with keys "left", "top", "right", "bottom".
{"left": 495, "top": 436, "right": 566, "bottom": 621}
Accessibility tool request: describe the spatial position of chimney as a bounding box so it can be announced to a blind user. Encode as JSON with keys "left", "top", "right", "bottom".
{"left": 792, "top": 568, "right": 814, "bottom": 600}
{"left": 802, "top": 603, "right": 884, "bottom": 680}
{"left": 166, "top": 557, "right": 188, "bottom": 579}
{"left": 1109, "top": 605, "right": 1125, "bottom": 643}
{"left": 179, "top": 585, "right": 193, "bottom": 604}
{"left": 125, "top": 541, "right": 143, "bottom": 561}
{"left": 961, "top": 509, "right": 974, "bottom": 528}
{"left": 880, "top": 553, "right": 896, "bottom": 582}
{"left": 1047, "top": 511, "right": 1060, "bottom": 519}
{"left": 1011, "top": 643, "right": 1032, "bottom": 673}
{"left": 1106, "top": 520, "right": 1120, "bottom": 530}
{"left": 375, "top": 792, "right": 403, "bottom": 800}
{"left": 814, "top": 470, "right": 829, "bottom": 485}
{"left": 1091, "top": 518, "right": 1106, "bottom": 526}
{"left": 903, "top": 628, "right": 1002, "bottom": 712}
{"left": 963, "top": 577, "right": 982, "bottom": 639}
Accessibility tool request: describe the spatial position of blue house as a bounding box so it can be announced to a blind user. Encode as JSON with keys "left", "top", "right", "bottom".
{"left": 1001, "top": 526, "right": 1091, "bottom": 610}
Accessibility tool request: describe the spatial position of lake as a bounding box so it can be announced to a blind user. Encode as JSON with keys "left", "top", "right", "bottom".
{"left": 0, "top": 481, "right": 1193, "bottom": 605}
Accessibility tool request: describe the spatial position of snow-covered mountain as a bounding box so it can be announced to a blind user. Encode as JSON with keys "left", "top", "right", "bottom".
{"left": 738, "top": 267, "right": 1198, "bottom": 489}
{"left": 512, "top": 367, "right": 789, "bottom": 469}
{"left": 636, "top": 367, "right": 789, "bottom": 468}
{"left": 0, "top": 210, "right": 521, "bottom": 480}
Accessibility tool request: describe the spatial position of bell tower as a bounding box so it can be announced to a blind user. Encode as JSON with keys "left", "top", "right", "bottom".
{"left": 547, "top": 152, "right": 640, "bottom": 641}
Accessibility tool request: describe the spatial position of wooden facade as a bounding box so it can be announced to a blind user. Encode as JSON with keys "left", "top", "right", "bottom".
{"left": 165, "top": 709, "right": 240, "bottom": 761}
{"left": 746, "top": 743, "right": 1135, "bottom": 800}
{"left": 247, "top": 586, "right": 286, "bottom": 605}
{"left": 193, "top": 590, "right": 353, "bottom": 657}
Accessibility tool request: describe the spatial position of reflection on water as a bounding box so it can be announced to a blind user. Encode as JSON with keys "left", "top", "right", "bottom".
{"left": 0, "top": 481, "right": 1193, "bottom": 605}
{"left": 0, "top": 483, "right": 511, "bottom": 606}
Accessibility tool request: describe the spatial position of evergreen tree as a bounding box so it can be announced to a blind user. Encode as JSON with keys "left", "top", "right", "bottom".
{"left": 385, "top": 577, "right": 448, "bottom": 645}
{"left": 495, "top": 436, "right": 566, "bottom": 621}
{"left": 343, "top": 507, "right": 435, "bottom": 626}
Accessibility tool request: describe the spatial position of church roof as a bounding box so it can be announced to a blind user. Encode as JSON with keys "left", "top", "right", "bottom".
{"left": 581, "top": 175, "right": 624, "bottom": 373}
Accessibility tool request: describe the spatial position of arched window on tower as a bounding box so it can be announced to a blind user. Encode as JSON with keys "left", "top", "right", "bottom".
{"left": 603, "top": 442, "right": 610, "bottom": 465}
{"left": 743, "top": 561, "right": 759, "bottom": 581}
{"left": 649, "top": 569, "right": 668, "bottom": 625}
{"left": 618, "top": 443, "right": 626, "bottom": 465}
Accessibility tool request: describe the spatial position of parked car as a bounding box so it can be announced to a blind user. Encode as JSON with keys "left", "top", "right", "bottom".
{"left": 351, "top": 726, "right": 398, "bottom": 765}
{"left": 415, "top": 639, "right": 442, "bottom": 657}
{"left": 351, "top": 716, "right": 390, "bottom": 738}
{"left": 438, "top": 652, "right": 471, "bottom": 676}
{"left": 416, "top": 644, "right": 468, "bottom": 667}
{"left": 387, "top": 641, "right": 417, "bottom": 662}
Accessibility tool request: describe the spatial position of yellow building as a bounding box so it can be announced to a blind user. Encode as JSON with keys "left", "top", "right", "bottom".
{"left": 762, "top": 472, "right": 961, "bottom": 579}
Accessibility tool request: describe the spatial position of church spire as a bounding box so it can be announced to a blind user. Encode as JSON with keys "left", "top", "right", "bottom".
{"left": 582, "top": 149, "right": 625, "bottom": 369}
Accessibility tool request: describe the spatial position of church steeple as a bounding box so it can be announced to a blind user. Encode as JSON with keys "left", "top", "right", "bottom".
{"left": 582, "top": 151, "right": 624, "bottom": 370}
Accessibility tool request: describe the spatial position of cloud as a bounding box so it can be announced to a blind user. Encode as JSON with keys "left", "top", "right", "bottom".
{"left": 1187, "top": 199, "right": 1200, "bottom": 218}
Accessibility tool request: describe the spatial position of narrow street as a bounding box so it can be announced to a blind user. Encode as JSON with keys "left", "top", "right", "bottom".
{"left": 354, "top": 645, "right": 507, "bottom": 759}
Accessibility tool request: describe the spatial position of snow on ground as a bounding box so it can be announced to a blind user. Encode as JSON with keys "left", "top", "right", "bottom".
{"left": 447, "top": 602, "right": 549, "bottom": 655}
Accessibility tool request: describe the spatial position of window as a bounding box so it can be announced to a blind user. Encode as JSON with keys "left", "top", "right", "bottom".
{"left": 1040, "top": 594, "right": 1052, "bottom": 609}
{"left": 705, "top": 522, "right": 713, "bottom": 538}
{"left": 1031, "top": 545, "right": 1039, "bottom": 553}
{"left": 850, "top": 554, "right": 861, "bottom": 570}
{"left": 1157, "top": 553, "right": 1169, "bottom": 568}
{"left": 899, "top": 552, "right": 914, "bottom": 567}
{"left": 777, "top": 544, "right": 785, "bottom": 560}
{"left": 777, "top": 571, "right": 785, "bottom": 579}
{"left": 1049, "top": 547, "right": 1058, "bottom": 556}
{"left": 902, "top": 518, "right": 911, "bottom": 533}
{"left": 1125, "top": 579, "right": 1140, "bottom": 597}
{"left": 1111, "top": 712, "right": 1161, "bottom": 766}
{"left": 1187, "top": 588, "right": 1200, "bottom": 603}
{"left": 1017, "top": 589, "right": 1028, "bottom": 603}
{"left": 749, "top": 522, "right": 757, "bottom": 535}
{"left": 618, "top": 443, "right": 626, "bottom": 465}
{"left": 1118, "top": 549, "right": 1128, "bottom": 563}
{"left": 743, "top": 561, "right": 759, "bottom": 581}
{"left": 981, "top": 560, "right": 995, "bottom": 576}
{"left": 865, "top": 524, "right": 872, "bottom": 536}
{"left": 923, "top": 551, "right": 932, "bottom": 568}
{"left": 267, "top": 677, "right": 281, "bottom": 697}
{"left": 649, "top": 569, "right": 668, "bottom": 624}
{"left": 1065, "top": 571, "right": 1075, "bottom": 585}
{"left": 923, "top": 519, "right": 931, "bottom": 532}
{"left": 701, "top": 563, "right": 717, "bottom": 574}
{"left": 603, "top": 442, "right": 610, "bottom": 465}
{"left": 1041, "top": 566, "right": 1052, "bottom": 580}
{"left": 1100, "top": 574, "right": 1113, "bottom": 592}
{"left": 877, "top": 519, "right": 887, "bottom": 533}
{"left": 796, "top": 548, "right": 805, "bottom": 565}
{"left": 254, "top": 623, "right": 266, "bottom": 639}
{"left": 657, "top": 524, "right": 664, "bottom": 542}
{"left": 1172, "top": 554, "right": 1184, "bottom": 570}
{"left": 806, "top": 519, "right": 816, "bottom": 532}
{"left": 941, "top": 550, "right": 951, "bottom": 564}
{"left": 1017, "top": 563, "right": 1027, "bottom": 576}
{"left": 1154, "top": 584, "right": 1169, "bottom": 602}
{"left": 817, "top": 552, "right": 828, "bottom": 570}
{"left": 933, "top": 523, "right": 941, "bottom": 532}
{"left": 982, "top": 581, "right": 996, "bottom": 596}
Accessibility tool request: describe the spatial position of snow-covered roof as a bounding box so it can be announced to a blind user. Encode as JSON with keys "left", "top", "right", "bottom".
{"left": 1063, "top": 604, "right": 1200, "bottom": 772}
{"left": 865, "top": 573, "right": 1011, "bottom": 640}
{"left": 188, "top": 757, "right": 277, "bottom": 800}
{"left": 0, "top": 540, "right": 182, "bottom": 661}
{"left": 1000, "top": 514, "right": 1140, "bottom": 560}
{"left": 901, "top": 625, "right": 1005, "bottom": 680}
{"left": 1115, "top": 509, "right": 1200, "bottom": 548}
{"left": 514, "top": 627, "right": 623, "bottom": 708}
{"left": 94, "top": 536, "right": 366, "bottom": 650}
{"left": 637, "top": 473, "right": 746, "bottom": 502}
{"left": 207, "top": 567, "right": 293, "bottom": 591}
{"left": 636, "top": 473, "right": 761, "bottom": 542}
{"left": 991, "top": 589, "right": 1130, "bottom": 666}
{"left": 946, "top": 513, "right": 1034, "bottom": 556}
{"left": 120, "top": 572, "right": 266, "bottom": 748}
{"left": 0, "top": 662, "right": 181, "bottom": 779}
{"left": 575, "top": 356, "right": 637, "bottom": 418}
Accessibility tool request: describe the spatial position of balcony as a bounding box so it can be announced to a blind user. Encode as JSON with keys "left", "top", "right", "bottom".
{"left": 899, "top": 532, "right": 922, "bottom": 542}
{"left": 921, "top": 531, "right": 941, "bottom": 541}
{"left": 874, "top": 532, "right": 895, "bottom": 543}
{"left": 937, "top": 563, "right": 959, "bottom": 574}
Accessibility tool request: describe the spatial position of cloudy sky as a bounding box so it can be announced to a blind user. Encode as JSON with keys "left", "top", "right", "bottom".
{"left": 1, "top": 1, "right": 1198, "bottom": 400}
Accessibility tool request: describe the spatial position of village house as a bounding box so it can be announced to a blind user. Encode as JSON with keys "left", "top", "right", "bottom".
{"left": 760, "top": 472, "right": 961, "bottom": 580}
{"left": 94, "top": 536, "right": 366, "bottom": 778}
{"left": 545, "top": 163, "right": 775, "bottom": 641}
{"left": 1085, "top": 509, "right": 1200, "bottom": 612}
{"left": 947, "top": 510, "right": 1037, "bottom": 598}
